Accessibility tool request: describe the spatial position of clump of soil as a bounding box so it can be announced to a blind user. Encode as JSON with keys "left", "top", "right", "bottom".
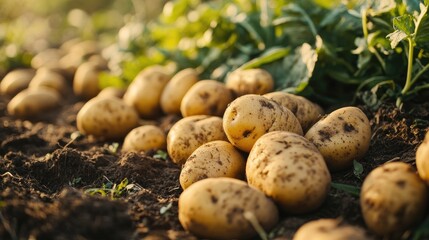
{"left": 1, "top": 92, "right": 428, "bottom": 239}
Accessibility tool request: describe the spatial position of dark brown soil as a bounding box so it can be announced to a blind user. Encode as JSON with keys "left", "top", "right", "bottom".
{"left": 1, "top": 90, "right": 428, "bottom": 240}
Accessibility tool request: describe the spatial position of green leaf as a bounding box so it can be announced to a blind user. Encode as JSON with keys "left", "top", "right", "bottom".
{"left": 393, "top": 15, "right": 415, "bottom": 35}
{"left": 353, "top": 160, "right": 364, "bottom": 179}
{"left": 239, "top": 47, "right": 290, "bottom": 70}
{"left": 331, "top": 182, "right": 361, "bottom": 197}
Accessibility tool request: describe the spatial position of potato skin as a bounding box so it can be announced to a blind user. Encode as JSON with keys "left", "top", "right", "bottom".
{"left": 123, "top": 66, "right": 171, "bottom": 118}
{"left": 293, "top": 218, "right": 371, "bottom": 240}
{"left": 122, "top": 125, "right": 166, "bottom": 152}
{"left": 29, "top": 68, "right": 67, "bottom": 94}
{"left": 160, "top": 68, "right": 198, "bottom": 114}
{"left": 76, "top": 97, "right": 140, "bottom": 140}
{"left": 360, "top": 162, "right": 428, "bottom": 237}
{"left": 179, "top": 177, "right": 279, "bottom": 240}
{"left": 167, "top": 115, "right": 227, "bottom": 165}
{"left": 7, "top": 87, "right": 61, "bottom": 118}
{"left": 226, "top": 68, "right": 274, "bottom": 97}
{"left": 223, "top": 94, "right": 303, "bottom": 152}
{"left": 0, "top": 68, "right": 35, "bottom": 96}
{"left": 246, "top": 131, "right": 331, "bottom": 214}
{"left": 416, "top": 131, "right": 429, "bottom": 185}
{"left": 304, "top": 106, "right": 371, "bottom": 172}
{"left": 180, "top": 140, "right": 245, "bottom": 189}
{"left": 73, "top": 61, "right": 103, "bottom": 100}
{"left": 264, "top": 91, "right": 324, "bottom": 132}
{"left": 180, "top": 80, "right": 234, "bottom": 117}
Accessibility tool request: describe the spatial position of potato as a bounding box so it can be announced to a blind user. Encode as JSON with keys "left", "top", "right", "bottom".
{"left": 360, "top": 162, "right": 428, "bottom": 238}
{"left": 28, "top": 68, "right": 68, "bottom": 94}
{"left": 416, "top": 131, "right": 429, "bottom": 185}
{"left": 96, "top": 87, "right": 126, "bottom": 99}
{"left": 7, "top": 87, "right": 61, "bottom": 118}
{"left": 160, "top": 68, "right": 199, "bottom": 114}
{"left": 31, "top": 48, "right": 64, "bottom": 70}
{"left": 73, "top": 61, "right": 104, "bottom": 99}
{"left": 180, "top": 140, "right": 245, "bottom": 189}
{"left": 305, "top": 106, "right": 371, "bottom": 172}
{"left": 179, "top": 177, "right": 279, "bottom": 240}
{"left": 76, "top": 97, "right": 139, "bottom": 140}
{"left": 167, "top": 115, "right": 227, "bottom": 165}
{"left": 223, "top": 94, "right": 303, "bottom": 152}
{"left": 264, "top": 91, "right": 324, "bottom": 132}
{"left": 293, "top": 218, "right": 371, "bottom": 240}
{"left": 123, "top": 66, "right": 171, "bottom": 118}
{"left": 226, "top": 68, "right": 274, "bottom": 96}
{"left": 246, "top": 131, "right": 331, "bottom": 214}
{"left": 0, "top": 68, "right": 35, "bottom": 96}
{"left": 122, "top": 125, "right": 166, "bottom": 152}
{"left": 180, "top": 80, "right": 234, "bottom": 117}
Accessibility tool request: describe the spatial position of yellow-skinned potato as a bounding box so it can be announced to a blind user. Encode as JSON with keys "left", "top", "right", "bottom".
{"left": 416, "top": 131, "right": 429, "bottom": 185}
{"left": 0, "top": 68, "right": 35, "bottom": 96}
{"left": 29, "top": 68, "right": 68, "bottom": 94}
{"left": 96, "top": 87, "right": 126, "bottom": 99}
{"left": 31, "top": 48, "right": 64, "bottom": 70}
{"left": 223, "top": 94, "right": 303, "bottom": 152}
{"left": 180, "top": 80, "right": 234, "bottom": 117}
{"left": 122, "top": 125, "right": 166, "bottom": 152}
{"left": 7, "top": 87, "right": 61, "bottom": 118}
{"left": 305, "top": 106, "right": 371, "bottom": 172}
{"left": 167, "top": 115, "right": 227, "bottom": 165}
{"left": 160, "top": 68, "right": 199, "bottom": 114}
{"left": 179, "top": 177, "right": 279, "bottom": 240}
{"left": 77, "top": 97, "right": 139, "bottom": 140}
{"left": 226, "top": 68, "right": 274, "bottom": 97}
{"left": 264, "top": 91, "right": 324, "bottom": 132}
{"left": 123, "top": 66, "right": 171, "bottom": 118}
{"left": 73, "top": 61, "right": 103, "bottom": 100}
{"left": 293, "top": 219, "right": 371, "bottom": 240}
{"left": 246, "top": 131, "right": 331, "bottom": 214}
{"left": 180, "top": 140, "right": 245, "bottom": 189}
{"left": 360, "top": 162, "right": 428, "bottom": 238}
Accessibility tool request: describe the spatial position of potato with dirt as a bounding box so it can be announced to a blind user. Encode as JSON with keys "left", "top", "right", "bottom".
{"left": 160, "top": 68, "right": 199, "bottom": 115}
{"left": 7, "top": 87, "right": 61, "bottom": 118}
{"left": 305, "top": 106, "right": 371, "bottom": 172}
{"left": 0, "top": 68, "right": 35, "bottom": 96}
{"left": 246, "top": 131, "right": 331, "bottom": 214}
{"left": 223, "top": 94, "right": 303, "bottom": 152}
{"left": 293, "top": 218, "right": 371, "bottom": 240}
{"left": 226, "top": 68, "right": 274, "bottom": 96}
{"left": 76, "top": 97, "right": 140, "bottom": 140}
{"left": 360, "top": 161, "right": 428, "bottom": 238}
{"left": 29, "top": 68, "right": 68, "bottom": 95}
{"left": 264, "top": 91, "right": 324, "bottom": 132}
{"left": 167, "top": 115, "right": 227, "bottom": 165}
{"left": 179, "top": 140, "right": 245, "bottom": 189}
{"left": 123, "top": 66, "right": 171, "bottom": 118}
{"left": 179, "top": 177, "right": 279, "bottom": 240}
{"left": 122, "top": 125, "right": 166, "bottom": 152}
{"left": 416, "top": 131, "right": 429, "bottom": 185}
{"left": 180, "top": 80, "right": 234, "bottom": 117}
{"left": 73, "top": 61, "right": 104, "bottom": 100}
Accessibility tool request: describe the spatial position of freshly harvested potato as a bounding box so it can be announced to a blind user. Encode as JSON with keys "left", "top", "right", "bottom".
{"left": 76, "top": 97, "right": 139, "bottom": 140}
{"left": 223, "top": 94, "right": 303, "bottom": 152}
{"left": 123, "top": 66, "right": 171, "bottom": 118}
{"left": 226, "top": 68, "right": 274, "bottom": 96}
{"left": 293, "top": 218, "right": 371, "bottom": 240}
{"left": 160, "top": 68, "right": 199, "bottom": 114}
{"left": 122, "top": 125, "right": 166, "bottom": 152}
{"left": 180, "top": 80, "right": 234, "bottom": 117}
{"left": 180, "top": 140, "right": 245, "bottom": 189}
{"left": 167, "top": 115, "right": 227, "bottom": 165}
{"left": 416, "top": 131, "right": 429, "bottom": 185}
{"left": 179, "top": 177, "right": 279, "bottom": 240}
{"left": 264, "top": 91, "right": 324, "bottom": 132}
{"left": 0, "top": 68, "right": 35, "bottom": 96}
{"left": 246, "top": 131, "right": 331, "bottom": 214}
{"left": 31, "top": 48, "right": 64, "bottom": 70}
{"left": 305, "top": 106, "right": 371, "bottom": 172}
{"left": 360, "top": 162, "right": 428, "bottom": 237}
{"left": 29, "top": 68, "right": 68, "bottom": 94}
{"left": 7, "top": 87, "right": 61, "bottom": 118}
{"left": 96, "top": 87, "right": 126, "bottom": 99}
{"left": 73, "top": 61, "right": 105, "bottom": 100}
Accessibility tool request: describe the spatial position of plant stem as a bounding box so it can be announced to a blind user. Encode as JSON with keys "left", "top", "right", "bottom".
{"left": 396, "top": 38, "right": 415, "bottom": 108}
{"left": 410, "top": 63, "right": 429, "bottom": 86}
